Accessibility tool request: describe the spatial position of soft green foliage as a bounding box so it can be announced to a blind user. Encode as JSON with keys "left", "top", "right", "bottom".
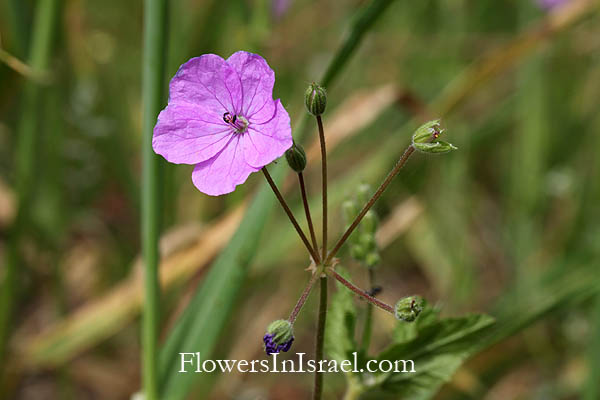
{"left": 325, "top": 269, "right": 359, "bottom": 364}
{"left": 326, "top": 279, "right": 494, "bottom": 400}
{"left": 374, "top": 312, "right": 494, "bottom": 398}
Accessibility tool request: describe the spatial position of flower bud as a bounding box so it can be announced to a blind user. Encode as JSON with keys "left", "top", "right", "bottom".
{"left": 356, "top": 183, "right": 372, "bottom": 205}
{"left": 358, "top": 232, "right": 376, "bottom": 251}
{"left": 349, "top": 243, "right": 367, "bottom": 261}
{"left": 305, "top": 83, "right": 327, "bottom": 116}
{"left": 285, "top": 142, "right": 307, "bottom": 172}
{"left": 365, "top": 252, "right": 381, "bottom": 268}
{"left": 412, "top": 120, "right": 443, "bottom": 144}
{"left": 394, "top": 296, "right": 424, "bottom": 322}
{"left": 263, "top": 319, "right": 294, "bottom": 355}
{"left": 361, "top": 210, "right": 378, "bottom": 235}
{"left": 342, "top": 200, "right": 359, "bottom": 224}
{"left": 413, "top": 141, "right": 457, "bottom": 154}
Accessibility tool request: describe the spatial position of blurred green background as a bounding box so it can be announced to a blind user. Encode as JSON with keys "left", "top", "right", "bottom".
{"left": 1, "top": 0, "right": 599, "bottom": 399}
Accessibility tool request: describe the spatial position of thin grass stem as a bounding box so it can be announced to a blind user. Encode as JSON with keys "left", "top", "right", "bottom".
{"left": 141, "top": 0, "right": 168, "bottom": 398}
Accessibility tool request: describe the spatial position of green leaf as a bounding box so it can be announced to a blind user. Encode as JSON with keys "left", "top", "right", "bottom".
{"left": 158, "top": 178, "right": 278, "bottom": 399}
{"left": 370, "top": 311, "right": 494, "bottom": 399}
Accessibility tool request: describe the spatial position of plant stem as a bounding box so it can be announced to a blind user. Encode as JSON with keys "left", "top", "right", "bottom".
{"left": 325, "top": 144, "right": 415, "bottom": 265}
{"left": 298, "top": 172, "right": 320, "bottom": 261}
{"left": 141, "top": 0, "right": 168, "bottom": 399}
{"left": 360, "top": 268, "right": 375, "bottom": 352}
{"left": 288, "top": 272, "right": 319, "bottom": 324}
{"left": 262, "top": 167, "right": 320, "bottom": 263}
{"left": 328, "top": 269, "right": 394, "bottom": 314}
{"left": 316, "top": 115, "right": 328, "bottom": 261}
{"left": 313, "top": 277, "right": 328, "bottom": 400}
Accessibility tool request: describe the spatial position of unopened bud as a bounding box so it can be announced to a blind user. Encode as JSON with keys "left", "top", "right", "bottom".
{"left": 263, "top": 319, "right": 294, "bottom": 355}
{"left": 411, "top": 120, "right": 456, "bottom": 154}
{"left": 365, "top": 252, "right": 381, "bottom": 268}
{"left": 285, "top": 142, "right": 307, "bottom": 172}
{"left": 350, "top": 244, "right": 367, "bottom": 261}
{"left": 356, "top": 184, "right": 372, "bottom": 205}
{"left": 394, "top": 296, "right": 424, "bottom": 322}
{"left": 305, "top": 83, "right": 327, "bottom": 116}
{"left": 342, "top": 200, "right": 359, "bottom": 224}
{"left": 412, "top": 120, "right": 443, "bottom": 144}
{"left": 362, "top": 210, "right": 378, "bottom": 235}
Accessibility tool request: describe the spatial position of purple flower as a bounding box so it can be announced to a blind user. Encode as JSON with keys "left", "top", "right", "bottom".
{"left": 153, "top": 51, "right": 292, "bottom": 196}
{"left": 263, "top": 333, "right": 294, "bottom": 355}
{"left": 536, "top": 0, "right": 569, "bottom": 10}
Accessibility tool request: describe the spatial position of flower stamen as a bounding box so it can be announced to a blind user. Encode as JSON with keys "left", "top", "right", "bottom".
{"left": 223, "top": 112, "right": 248, "bottom": 133}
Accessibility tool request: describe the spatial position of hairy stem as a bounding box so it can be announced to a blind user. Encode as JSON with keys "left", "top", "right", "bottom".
{"left": 262, "top": 167, "right": 320, "bottom": 263}
{"left": 325, "top": 144, "right": 415, "bottom": 265}
{"left": 288, "top": 272, "right": 319, "bottom": 324}
{"left": 313, "top": 277, "right": 328, "bottom": 400}
{"left": 360, "top": 268, "right": 376, "bottom": 352}
{"left": 298, "top": 172, "right": 320, "bottom": 262}
{"left": 328, "top": 269, "right": 394, "bottom": 314}
{"left": 317, "top": 115, "right": 328, "bottom": 261}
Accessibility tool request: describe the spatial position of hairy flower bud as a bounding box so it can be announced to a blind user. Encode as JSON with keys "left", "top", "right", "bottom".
{"left": 411, "top": 120, "right": 457, "bottom": 154}
{"left": 263, "top": 319, "right": 294, "bottom": 355}
{"left": 305, "top": 83, "right": 327, "bottom": 116}
{"left": 365, "top": 252, "right": 381, "bottom": 268}
{"left": 350, "top": 244, "right": 367, "bottom": 260}
{"left": 285, "top": 142, "right": 307, "bottom": 172}
{"left": 361, "top": 210, "right": 378, "bottom": 235}
{"left": 342, "top": 200, "right": 359, "bottom": 224}
{"left": 394, "top": 296, "right": 424, "bottom": 322}
{"left": 412, "top": 120, "right": 442, "bottom": 144}
{"left": 356, "top": 183, "right": 372, "bottom": 205}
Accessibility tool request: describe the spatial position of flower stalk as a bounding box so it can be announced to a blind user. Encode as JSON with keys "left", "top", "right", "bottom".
{"left": 317, "top": 115, "right": 328, "bottom": 261}
{"left": 299, "top": 173, "right": 320, "bottom": 262}
{"left": 327, "top": 269, "right": 394, "bottom": 314}
{"left": 313, "top": 277, "right": 328, "bottom": 400}
{"left": 262, "top": 167, "right": 320, "bottom": 263}
{"left": 324, "top": 144, "right": 416, "bottom": 265}
{"left": 288, "top": 271, "right": 320, "bottom": 324}
{"left": 360, "top": 268, "right": 376, "bottom": 352}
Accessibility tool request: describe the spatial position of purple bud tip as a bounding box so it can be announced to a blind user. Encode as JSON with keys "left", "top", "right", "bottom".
{"left": 263, "top": 333, "right": 294, "bottom": 355}
{"left": 536, "top": 0, "right": 569, "bottom": 10}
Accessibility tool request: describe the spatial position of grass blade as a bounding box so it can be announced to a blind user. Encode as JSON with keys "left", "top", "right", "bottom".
{"left": 141, "top": 0, "right": 168, "bottom": 398}
{"left": 0, "top": 0, "right": 61, "bottom": 374}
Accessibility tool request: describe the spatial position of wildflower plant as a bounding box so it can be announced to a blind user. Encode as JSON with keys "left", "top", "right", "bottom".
{"left": 154, "top": 51, "right": 493, "bottom": 399}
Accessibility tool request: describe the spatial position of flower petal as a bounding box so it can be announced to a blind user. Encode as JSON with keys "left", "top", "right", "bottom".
{"left": 169, "top": 54, "right": 242, "bottom": 114}
{"left": 226, "top": 51, "right": 276, "bottom": 120}
{"left": 243, "top": 100, "right": 292, "bottom": 168}
{"left": 191, "top": 135, "right": 259, "bottom": 196}
{"left": 152, "top": 103, "right": 233, "bottom": 164}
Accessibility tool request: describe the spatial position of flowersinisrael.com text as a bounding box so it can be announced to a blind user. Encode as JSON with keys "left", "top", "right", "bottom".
{"left": 179, "top": 352, "right": 415, "bottom": 374}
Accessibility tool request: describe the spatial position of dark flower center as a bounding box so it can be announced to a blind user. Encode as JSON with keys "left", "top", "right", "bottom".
{"left": 223, "top": 112, "right": 249, "bottom": 134}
